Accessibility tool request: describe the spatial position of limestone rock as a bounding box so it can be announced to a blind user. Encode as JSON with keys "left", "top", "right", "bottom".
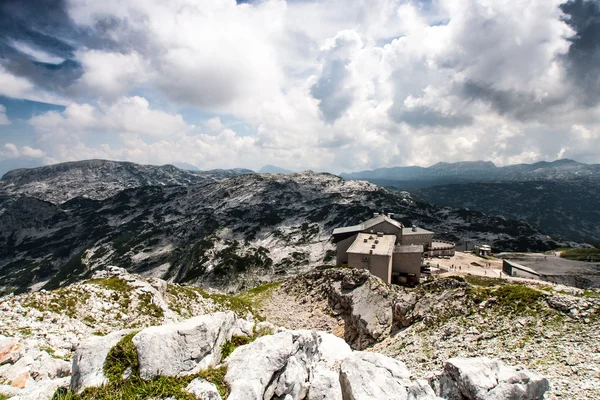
{"left": 185, "top": 377, "right": 222, "bottom": 400}
{"left": 226, "top": 330, "right": 352, "bottom": 400}
{"left": 9, "top": 377, "right": 70, "bottom": 400}
{"left": 70, "top": 329, "right": 134, "bottom": 392}
{"left": 0, "top": 335, "right": 22, "bottom": 365}
{"left": 438, "top": 357, "right": 550, "bottom": 400}
{"left": 133, "top": 311, "right": 239, "bottom": 380}
{"left": 339, "top": 351, "right": 439, "bottom": 400}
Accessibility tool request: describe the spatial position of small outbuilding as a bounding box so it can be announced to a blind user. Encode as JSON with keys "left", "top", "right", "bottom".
{"left": 502, "top": 260, "right": 540, "bottom": 280}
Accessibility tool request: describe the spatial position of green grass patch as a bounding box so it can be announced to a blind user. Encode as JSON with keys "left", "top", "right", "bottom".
{"left": 559, "top": 247, "right": 600, "bottom": 261}
{"left": 221, "top": 335, "right": 253, "bottom": 360}
{"left": 237, "top": 281, "right": 282, "bottom": 309}
{"left": 583, "top": 290, "right": 600, "bottom": 298}
{"left": 465, "top": 275, "right": 507, "bottom": 287}
{"left": 23, "top": 287, "right": 90, "bottom": 318}
{"left": 136, "top": 293, "right": 164, "bottom": 320}
{"left": 104, "top": 332, "right": 139, "bottom": 383}
{"left": 53, "top": 366, "right": 229, "bottom": 400}
{"left": 85, "top": 277, "right": 131, "bottom": 292}
{"left": 492, "top": 285, "right": 545, "bottom": 313}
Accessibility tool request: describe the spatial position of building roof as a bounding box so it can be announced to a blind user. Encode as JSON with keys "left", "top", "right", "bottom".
{"left": 402, "top": 227, "right": 433, "bottom": 235}
{"left": 332, "top": 214, "right": 403, "bottom": 236}
{"left": 503, "top": 260, "right": 540, "bottom": 276}
{"left": 347, "top": 233, "right": 395, "bottom": 256}
{"left": 394, "top": 244, "right": 424, "bottom": 253}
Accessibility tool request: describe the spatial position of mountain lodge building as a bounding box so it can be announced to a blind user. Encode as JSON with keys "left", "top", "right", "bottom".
{"left": 332, "top": 212, "right": 455, "bottom": 285}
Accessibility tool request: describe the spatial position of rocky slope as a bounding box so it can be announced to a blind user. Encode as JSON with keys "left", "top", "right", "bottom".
{"left": 0, "top": 169, "right": 564, "bottom": 295}
{"left": 0, "top": 159, "right": 253, "bottom": 204}
{"left": 0, "top": 266, "right": 560, "bottom": 400}
{"left": 258, "top": 268, "right": 600, "bottom": 399}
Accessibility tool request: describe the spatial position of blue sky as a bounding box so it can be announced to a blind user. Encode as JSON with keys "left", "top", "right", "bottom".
{"left": 1, "top": 0, "right": 599, "bottom": 176}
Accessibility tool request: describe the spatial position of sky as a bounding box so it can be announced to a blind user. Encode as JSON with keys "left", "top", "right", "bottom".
{"left": 0, "top": 0, "right": 599, "bottom": 175}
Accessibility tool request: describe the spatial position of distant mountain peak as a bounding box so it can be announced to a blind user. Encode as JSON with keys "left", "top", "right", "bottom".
{"left": 258, "top": 164, "right": 294, "bottom": 174}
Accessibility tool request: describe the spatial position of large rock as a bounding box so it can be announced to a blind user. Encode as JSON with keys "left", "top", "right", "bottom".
{"left": 0, "top": 335, "right": 22, "bottom": 365}
{"left": 434, "top": 357, "right": 550, "bottom": 400}
{"left": 133, "top": 311, "right": 240, "bottom": 380}
{"left": 339, "top": 352, "right": 440, "bottom": 400}
{"left": 9, "top": 377, "right": 70, "bottom": 400}
{"left": 70, "top": 329, "right": 134, "bottom": 392}
{"left": 185, "top": 377, "right": 222, "bottom": 400}
{"left": 329, "top": 274, "right": 395, "bottom": 349}
{"left": 226, "top": 330, "right": 352, "bottom": 400}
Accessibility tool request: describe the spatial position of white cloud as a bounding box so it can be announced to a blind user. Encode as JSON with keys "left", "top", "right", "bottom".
{"left": 29, "top": 96, "right": 192, "bottom": 138}
{"left": 3, "top": 0, "right": 599, "bottom": 171}
{"left": 0, "top": 143, "right": 45, "bottom": 160}
{"left": 206, "top": 117, "right": 223, "bottom": 133}
{"left": 10, "top": 40, "right": 65, "bottom": 64}
{"left": 76, "top": 50, "right": 153, "bottom": 99}
{"left": 0, "top": 105, "right": 9, "bottom": 125}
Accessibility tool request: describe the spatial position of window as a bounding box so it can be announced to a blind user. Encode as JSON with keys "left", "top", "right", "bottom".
{"left": 363, "top": 256, "right": 369, "bottom": 262}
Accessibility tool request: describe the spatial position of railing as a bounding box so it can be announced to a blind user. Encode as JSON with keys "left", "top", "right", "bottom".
{"left": 430, "top": 240, "right": 455, "bottom": 249}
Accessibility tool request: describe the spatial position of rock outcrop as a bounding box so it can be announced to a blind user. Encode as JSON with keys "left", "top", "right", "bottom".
{"left": 430, "top": 357, "right": 550, "bottom": 400}
{"left": 226, "top": 330, "right": 352, "bottom": 400}
{"left": 133, "top": 311, "right": 239, "bottom": 380}
{"left": 70, "top": 329, "right": 134, "bottom": 392}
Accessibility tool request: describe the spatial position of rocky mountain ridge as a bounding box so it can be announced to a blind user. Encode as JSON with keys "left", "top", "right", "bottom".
{"left": 0, "top": 167, "right": 565, "bottom": 295}
{"left": 0, "top": 159, "right": 254, "bottom": 204}
{"left": 1, "top": 266, "right": 598, "bottom": 399}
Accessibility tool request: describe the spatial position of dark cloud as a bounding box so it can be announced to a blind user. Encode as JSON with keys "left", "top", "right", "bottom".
{"left": 560, "top": 0, "right": 600, "bottom": 106}
{"left": 389, "top": 105, "right": 473, "bottom": 129}
{"left": 0, "top": 0, "right": 84, "bottom": 97}
{"left": 310, "top": 59, "right": 354, "bottom": 123}
{"left": 461, "top": 81, "right": 563, "bottom": 120}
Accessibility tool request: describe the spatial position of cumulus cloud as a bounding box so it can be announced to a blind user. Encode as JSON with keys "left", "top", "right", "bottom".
{"left": 2, "top": 0, "right": 600, "bottom": 171}
{"left": 75, "top": 50, "right": 153, "bottom": 99}
{"left": 0, "top": 105, "right": 10, "bottom": 125}
{"left": 29, "top": 96, "right": 192, "bottom": 138}
{"left": 0, "top": 143, "right": 45, "bottom": 160}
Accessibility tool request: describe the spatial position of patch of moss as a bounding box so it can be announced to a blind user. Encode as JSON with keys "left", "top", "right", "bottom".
{"left": 465, "top": 275, "right": 507, "bottom": 287}
{"left": 85, "top": 277, "right": 131, "bottom": 292}
{"left": 221, "top": 335, "right": 253, "bottom": 360}
{"left": 136, "top": 293, "right": 164, "bottom": 320}
{"left": 104, "top": 332, "right": 140, "bottom": 383}
{"left": 492, "top": 285, "right": 545, "bottom": 312}
{"left": 23, "top": 287, "right": 90, "bottom": 318}
{"left": 53, "top": 366, "right": 229, "bottom": 400}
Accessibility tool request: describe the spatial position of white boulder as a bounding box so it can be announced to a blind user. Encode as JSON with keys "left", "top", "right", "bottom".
{"left": 437, "top": 357, "right": 550, "bottom": 400}
{"left": 339, "top": 351, "right": 439, "bottom": 400}
{"left": 133, "top": 311, "right": 239, "bottom": 380}
{"left": 0, "top": 335, "right": 22, "bottom": 365}
{"left": 9, "top": 377, "right": 70, "bottom": 400}
{"left": 70, "top": 329, "right": 134, "bottom": 392}
{"left": 185, "top": 377, "right": 222, "bottom": 400}
{"left": 226, "top": 330, "right": 352, "bottom": 400}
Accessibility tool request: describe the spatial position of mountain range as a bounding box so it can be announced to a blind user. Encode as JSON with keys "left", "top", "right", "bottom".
{"left": 0, "top": 159, "right": 564, "bottom": 295}
{"left": 340, "top": 159, "right": 600, "bottom": 185}
{"left": 340, "top": 159, "right": 600, "bottom": 244}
